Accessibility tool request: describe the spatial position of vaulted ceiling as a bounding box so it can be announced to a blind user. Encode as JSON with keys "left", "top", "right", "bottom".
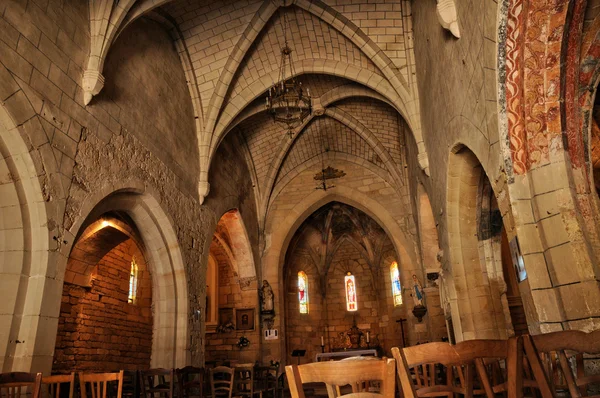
{"left": 284, "top": 201, "right": 394, "bottom": 284}
{"left": 85, "top": 0, "right": 426, "bottom": 205}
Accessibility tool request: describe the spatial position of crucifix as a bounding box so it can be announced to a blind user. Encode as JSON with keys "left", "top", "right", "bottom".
{"left": 396, "top": 318, "right": 407, "bottom": 347}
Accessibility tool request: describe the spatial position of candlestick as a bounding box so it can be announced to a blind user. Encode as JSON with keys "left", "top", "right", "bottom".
{"left": 366, "top": 331, "right": 370, "bottom": 343}
{"left": 321, "top": 335, "right": 324, "bottom": 346}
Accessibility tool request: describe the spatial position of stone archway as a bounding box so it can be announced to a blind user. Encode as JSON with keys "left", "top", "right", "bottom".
{"left": 282, "top": 201, "right": 405, "bottom": 362}
{"left": 0, "top": 103, "right": 50, "bottom": 372}
{"left": 446, "top": 144, "right": 512, "bottom": 342}
{"left": 205, "top": 209, "right": 259, "bottom": 364}
{"left": 262, "top": 185, "right": 418, "bottom": 363}
{"left": 60, "top": 189, "right": 189, "bottom": 369}
{"left": 54, "top": 216, "right": 154, "bottom": 372}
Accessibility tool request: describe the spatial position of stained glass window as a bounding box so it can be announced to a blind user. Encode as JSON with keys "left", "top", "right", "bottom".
{"left": 345, "top": 272, "right": 357, "bottom": 311}
{"left": 128, "top": 257, "right": 138, "bottom": 304}
{"left": 390, "top": 261, "right": 402, "bottom": 306}
{"left": 298, "top": 271, "right": 309, "bottom": 314}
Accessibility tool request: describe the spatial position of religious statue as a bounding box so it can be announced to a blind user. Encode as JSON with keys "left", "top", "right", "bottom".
{"left": 260, "top": 280, "right": 274, "bottom": 314}
{"left": 410, "top": 274, "right": 427, "bottom": 322}
{"left": 411, "top": 274, "right": 424, "bottom": 306}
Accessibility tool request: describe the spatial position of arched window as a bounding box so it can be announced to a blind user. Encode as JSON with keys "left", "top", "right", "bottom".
{"left": 345, "top": 272, "right": 357, "bottom": 311}
{"left": 390, "top": 261, "right": 402, "bottom": 306}
{"left": 298, "top": 271, "right": 309, "bottom": 314}
{"left": 128, "top": 256, "right": 139, "bottom": 304}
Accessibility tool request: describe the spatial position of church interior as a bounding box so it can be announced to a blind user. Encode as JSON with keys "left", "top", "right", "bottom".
{"left": 1, "top": 0, "right": 600, "bottom": 395}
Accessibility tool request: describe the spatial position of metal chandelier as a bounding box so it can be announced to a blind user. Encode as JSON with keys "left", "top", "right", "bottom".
{"left": 265, "top": 7, "right": 312, "bottom": 137}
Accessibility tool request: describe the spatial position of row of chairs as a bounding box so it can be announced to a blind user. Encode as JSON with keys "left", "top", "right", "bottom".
{"left": 207, "top": 364, "right": 281, "bottom": 398}
{"left": 285, "top": 329, "right": 600, "bottom": 398}
{"left": 3, "top": 329, "right": 598, "bottom": 398}
{"left": 0, "top": 367, "right": 198, "bottom": 398}
{"left": 0, "top": 364, "right": 280, "bottom": 398}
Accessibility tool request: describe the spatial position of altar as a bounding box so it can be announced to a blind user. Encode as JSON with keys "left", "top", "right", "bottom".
{"left": 314, "top": 349, "right": 378, "bottom": 362}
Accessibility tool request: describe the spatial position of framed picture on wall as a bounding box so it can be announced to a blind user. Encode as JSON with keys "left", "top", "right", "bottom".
{"left": 509, "top": 237, "right": 527, "bottom": 282}
{"left": 236, "top": 308, "right": 255, "bottom": 331}
{"left": 218, "top": 308, "right": 235, "bottom": 328}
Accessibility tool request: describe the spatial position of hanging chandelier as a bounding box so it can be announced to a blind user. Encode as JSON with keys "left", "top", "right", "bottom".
{"left": 265, "top": 7, "right": 311, "bottom": 137}
{"left": 314, "top": 128, "right": 345, "bottom": 191}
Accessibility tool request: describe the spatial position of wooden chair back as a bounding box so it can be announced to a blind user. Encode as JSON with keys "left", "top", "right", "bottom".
{"left": 0, "top": 372, "right": 42, "bottom": 398}
{"left": 393, "top": 337, "right": 554, "bottom": 398}
{"left": 233, "top": 365, "right": 254, "bottom": 398}
{"left": 285, "top": 357, "right": 395, "bottom": 398}
{"left": 532, "top": 329, "right": 600, "bottom": 397}
{"left": 42, "top": 373, "right": 75, "bottom": 398}
{"left": 177, "top": 366, "right": 204, "bottom": 398}
{"left": 463, "top": 336, "right": 553, "bottom": 398}
{"left": 254, "top": 365, "right": 278, "bottom": 398}
{"left": 392, "top": 342, "right": 474, "bottom": 398}
{"left": 140, "top": 368, "right": 175, "bottom": 398}
{"left": 79, "top": 371, "right": 124, "bottom": 398}
{"left": 210, "top": 366, "right": 234, "bottom": 398}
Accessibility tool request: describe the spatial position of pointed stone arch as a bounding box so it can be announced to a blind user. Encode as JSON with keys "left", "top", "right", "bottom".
{"left": 269, "top": 152, "right": 392, "bottom": 216}
{"left": 259, "top": 108, "right": 404, "bottom": 220}
{"left": 445, "top": 144, "right": 511, "bottom": 342}
{"left": 212, "top": 209, "right": 258, "bottom": 282}
{"left": 0, "top": 102, "right": 50, "bottom": 372}
{"left": 264, "top": 185, "right": 418, "bottom": 362}
{"left": 60, "top": 187, "right": 190, "bottom": 370}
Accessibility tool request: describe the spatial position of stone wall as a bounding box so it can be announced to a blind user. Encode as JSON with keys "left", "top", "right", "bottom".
{"left": 285, "top": 239, "right": 413, "bottom": 363}
{"left": 53, "top": 239, "right": 152, "bottom": 372}
{"left": 101, "top": 18, "right": 198, "bottom": 194}
{"left": 410, "top": 0, "right": 520, "bottom": 341}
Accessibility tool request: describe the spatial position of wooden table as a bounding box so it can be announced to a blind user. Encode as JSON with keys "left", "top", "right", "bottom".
{"left": 315, "top": 349, "right": 378, "bottom": 362}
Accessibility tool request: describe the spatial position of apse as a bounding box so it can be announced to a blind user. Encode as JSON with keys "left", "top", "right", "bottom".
{"left": 283, "top": 201, "right": 405, "bottom": 363}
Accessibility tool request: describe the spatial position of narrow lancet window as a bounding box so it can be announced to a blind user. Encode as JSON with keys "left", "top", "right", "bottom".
{"left": 128, "top": 257, "right": 138, "bottom": 304}
{"left": 298, "top": 271, "right": 309, "bottom": 314}
{"left": 345, "top": 272, "right": 357, "bottom": 311}
{"left": 390, "top": 261, "right": 402, "bottom": 306}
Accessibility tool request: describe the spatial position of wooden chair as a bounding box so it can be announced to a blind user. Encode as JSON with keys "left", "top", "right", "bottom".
{"left": 285, "top": 357, "right": 395, "bottom": 398}
{"left": 392, "top": 342, "right": 473, "bottom": 398}
{"left": 42, "top": 373, "right": 75, "bottom": 398}
{"left": 393, "top": 337, "right": 554, "bottom": 398}
{"left": 210, "top": 367, "right": 234, "bottom": 398}
{"left": 532, "top": 329, "right": 600, "bottom": 397}
{"left": 232, "top": 365, "right": 254, "bottom": 398}
{"left": 177, "top": 366, "right": 204, "bottom": 398}
{"left": 253, "top": 365, "right": 278, "bottom": 398}
{"left": 0, "top": 372, "right": 42, "bottom": 398}
{"left": 460, "top": 336, "right": 553, "bottom": 398}
{"left": 140, "top": 368, "right": 175, "bottom": 398}
{"left": 121, "top": 371, "right": 140, "bottom": 398}
{"left": 79, "top": 371, "right": 124, "bottom": 398}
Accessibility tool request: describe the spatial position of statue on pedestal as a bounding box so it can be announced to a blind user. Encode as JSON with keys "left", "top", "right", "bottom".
{"left": 410, "top": 274, "right": 427, "bottom": 322}
{"left": 260, "top": 280, "right": 275, "bottom": 315}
